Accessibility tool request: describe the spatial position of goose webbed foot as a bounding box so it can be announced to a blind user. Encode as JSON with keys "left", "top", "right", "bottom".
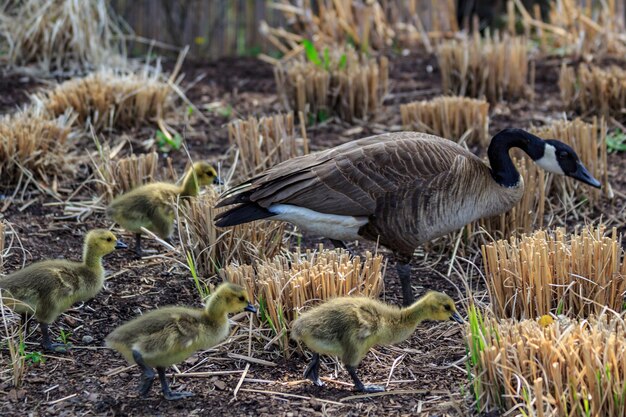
{"left": 157, "top": 367, "right": 193, "bottom": 401}
{"left": 40, "top": 323, "right": 70, "bottom": 353}
{"left": 303, "top": 353, "right": 324, "bottom": 387}
{"left": 132, "top": 349, "right": 155, "bottom": 397}
{"left": 396, "top": 259, "right": 415, "bottom": 306}
{"left": 346, "top": 365, "right": 384, "bottom": 393}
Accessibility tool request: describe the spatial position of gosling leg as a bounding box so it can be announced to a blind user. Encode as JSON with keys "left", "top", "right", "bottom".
{"left": 132, "top": 349, "right": 155, "bottom": 396}
{"left": 396, "top": 260, "right": 415, "bottom": 306}
{"left": 157, "top": 367, "right": 193, "bottom": 400}
{"left": 40, "top": 323, "right": 69, "bottom": 353}
{"left": 303, "top": 353, "right": 324, "bottom": 387}
{"left": 346, "top": 365, "right": 384, "bottom": 393}
{"left": 134, "top": 233, "right": 143, "bottom": 259}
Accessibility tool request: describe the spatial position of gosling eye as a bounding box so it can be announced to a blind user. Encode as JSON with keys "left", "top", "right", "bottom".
{"left": 106, "top": 237, "right": 113, "bottom": 242}
{"left": 444, "top": 304, "right": 451, "bottom": 311}
{"left": 238, "top": 295, "right": 245, "bottom": 302}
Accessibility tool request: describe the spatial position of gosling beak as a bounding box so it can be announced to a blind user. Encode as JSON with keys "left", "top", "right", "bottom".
{"left": 244, "top": 303, "right": 257, "bottom": 313}
{"left": 213, "top": 176, "right": 224, "bottom": 185}
{"left": 450, "top": 312, "right": 464, "bottom": 324}
{"left": 569, "top": 161, "right": 601, "bottom": 189}
{"left": 115, "top": 240, "right": 128, "bottom": 250}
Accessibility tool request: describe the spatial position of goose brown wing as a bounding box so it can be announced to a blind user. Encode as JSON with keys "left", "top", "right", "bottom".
{"left": 217, "top": 132, "right": 471, "bottom": 217}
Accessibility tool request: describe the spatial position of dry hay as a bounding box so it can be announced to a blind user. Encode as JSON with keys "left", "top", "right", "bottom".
{"left": 0, "top": 106, "right": 75, "bottom": 192}
{"left": 437, "top": 32, "right": 530, "bottom": 103}
{"left": 468, "top": 312, "right": 626, "bottom": 416}
{"left": 222, "top": 246, "right": 385, "bottom": 354}
{"left": 34, "top": 69, "right": 176, "bottom": 132}
{"left": 227, "top": 112, "right": 309, "bottom": 180}
{"left": 0, "top": 0, "right": 126, "bottom": 73}
{"left": 179, "top": 188, "right": 287, "bottom": 278}
{"left": 274, "top": 43, "right": 389, "bottom": 122}
{"left": 482, "top": 225, "right": 626, "bottom": 320}
{"left": 559, "top": 64, "right": 626, "bottom": 123}
{"left": 0, "top": 221, "right": 5, "bottom": 272}
{"left": 512, "top": 0, "right": 626, "bottom": 58}
{"left": 400, "top": 96, "right": 489, "bottom": 147}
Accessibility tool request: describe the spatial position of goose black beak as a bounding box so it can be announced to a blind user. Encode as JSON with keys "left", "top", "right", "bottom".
{"left": 569, "top": 162, "right": 601, "bottom": 189}
{"left": 244, "top": 303, "right": 257, "bottom": 313}
{"left": 115, "top": 240, "right": 128, "bottom": 250}
{"left": 213, "top": 176, "right": 224, "bottom": 185}
{"left": 450, "top": 312, "right": 464, "bottom": 324}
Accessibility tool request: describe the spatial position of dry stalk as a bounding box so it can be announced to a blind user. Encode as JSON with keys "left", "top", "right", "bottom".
{"left": 437, "top": 32, "right": 530, "bottom": 103}
{"left": 222, "top": 245, "right": 385, "bottom": 354}
{"left": 227, "top": 112, "right": 309, "bottom": 180}
{"left": 400, "top": 96, "right": 489, "bottom": 147}
{"left": 179, "top": 188, "right": 287, "bottom": 278}
{"left": 0, "top": 0, "right": 126, "bottom": 73}
{"left": 274, "top": 44, "right": 388, "bottom": 122}
{"left": 0, "top": 221, "right": 5, "bottom": 272}
{"left": 512, "top": 0, "right": 626, "bottom": 58}
{"left": 468, "top": 313, "right": 626, "bottom": 416}
{"left": 481, "top": 225, "right": 626, "bottom": 320}
{"left": 34, "top": 68, "right": 176, "bottom": 132}
{"left": 0, "top": 106, "right": 76, "bottom": 191}
{"left": 559, "top": 64, "right": 626, "bottom": 123}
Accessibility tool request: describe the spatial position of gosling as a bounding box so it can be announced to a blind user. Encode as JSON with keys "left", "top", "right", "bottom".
{"left": 107, "top": 161, "right": 220, "bottom": 257}
{"left": 106, "top": 282, "right": 256, "bottom": 400}
{"left": 291, "top": 291, "right": 463, "bottom": 392}
{"left": 0, "top": 230, "right": 126, "bottom": 352}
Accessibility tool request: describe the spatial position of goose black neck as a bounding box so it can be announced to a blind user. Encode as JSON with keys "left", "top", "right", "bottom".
{"left": 488, "top": 128, "right": 545, "bottom": 187}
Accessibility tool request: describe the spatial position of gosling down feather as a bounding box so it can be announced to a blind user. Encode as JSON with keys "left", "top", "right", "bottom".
{"left": 214, "top": 129, "right": 601, "bottom": 304}
{"left": 291, "top": 291, "right": 463, "bottom": 392}
{"left": 106, "top": 282, "right": 256, "bottom": 400}
{"left": 0, "top": 230, "right": 126, "bottom": 352}
{"left": 107, "top": 161, "right": 221, "bottom": 258}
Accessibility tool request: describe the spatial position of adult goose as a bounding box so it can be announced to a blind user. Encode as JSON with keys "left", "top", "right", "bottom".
{"left": 214, "top": 129, "right": 601, "bottom": 304}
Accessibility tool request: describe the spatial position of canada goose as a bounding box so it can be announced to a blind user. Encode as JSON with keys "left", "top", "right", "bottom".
{"left": 106, "top": 282, "right": 256, "bottom": 400}
{"left": 214, "top": 129, "right": 601, "bottom": 304}
{"left": 291, "top": 291, "right": 463, "bottom": 392}
{"left": 0, "top": 230, "right": 126, "bottom": 352}
{"left": 107, "top": 161, "right": 220, "bottom": 258}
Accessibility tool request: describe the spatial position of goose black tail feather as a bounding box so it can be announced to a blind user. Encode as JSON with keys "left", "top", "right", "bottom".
{"left": 214, "top": 203, "right": 276, "bottom": 227}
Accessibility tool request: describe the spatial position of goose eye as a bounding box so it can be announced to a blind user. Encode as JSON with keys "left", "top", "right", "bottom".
{"left": 558, "top": 150, "right": 569, "bottom": 158}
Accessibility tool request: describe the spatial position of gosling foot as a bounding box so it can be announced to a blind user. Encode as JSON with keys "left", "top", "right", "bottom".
{"left": 356, "top": 384, "right": 385, "bottom": 393}
{"left": 163, "top": 390, "right": 194, "bottom": 401}
{"left": 42, "top": 342, "right": 70, "bottom": 353}
{"left": 303, "top": 353, "right": 324, "bottom": 387}
{"left": 138, "top": 370, "right": 155, "bottom": 397}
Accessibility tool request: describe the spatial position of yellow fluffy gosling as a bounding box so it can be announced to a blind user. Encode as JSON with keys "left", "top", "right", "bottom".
{"left": 0, "top": 230, "right": 126, "bottom": 352}
{"left": 107, "top": 161, "right": 220, "bottom": 257}
{"left": 106, "top": 282, "right": 256, "bottom": 400}
{"left": 291, "top": 291, "right": 463, "bottom": 392}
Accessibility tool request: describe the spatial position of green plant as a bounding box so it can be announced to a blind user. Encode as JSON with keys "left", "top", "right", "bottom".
{"left": 19, "top": 343, "right": 45, "bottom": 365}
{"left": 302, "top": 39, "right": 346, "bottom": 72}
{"left": 186, "top": 251, "right": 210, "bottom": 300}
{"left": 56, "top": 328, "right": 72, "bottom": 345}
{"left": 155, "top": 129, "right": 182, "bottom": 152}
{"left": 607, "top": 129, "right": 626, "bottom": 153}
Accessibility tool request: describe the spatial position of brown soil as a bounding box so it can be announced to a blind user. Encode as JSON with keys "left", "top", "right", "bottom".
{"left": 0, "top": 53, "right": 624, "bottom": 417}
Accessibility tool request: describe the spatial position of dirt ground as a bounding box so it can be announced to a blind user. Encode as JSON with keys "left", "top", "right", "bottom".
{"left": 1, "top": 53, "right": 625, "bottom": 417}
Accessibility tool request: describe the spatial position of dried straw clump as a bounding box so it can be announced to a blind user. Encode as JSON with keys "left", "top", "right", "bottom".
{"left": 36, "top": 69, "right": 175, "bottom": 131}
{"left": 529, "top": 117, "right": 612, "bottom": 202}
{"left": 437, "top": 32, "right": 530, "bottom": 103}
{"left": 222, "top": 246, "right": 385, "bottom": 353}
{"left": 400, "top": 96, "right": 489, "bottom": 147}
{"left": 179, "top": 188, "right": 287, "bottom": 277}
{"left": 468, "top": 312, "right": 626, "bottom": 416}
{"left": 228, "top": 112, "right": 309, "bottom": 180}
{"left": 482, "top": 226, "right": 626, "bottom": 320}
{"left": 0, "top": 0, "right": 125, "bottom": 73}
{"left": 0, "top": 221, "right": 5, "bottom": 272}
{"left": 559, "top": 64, "right": 626, "bottom": 122}
{"left": 0, "top": 107, "right": 75, "bottom": 191}
{"left": 274, "top": 44, "right": 389, "bottom": 122}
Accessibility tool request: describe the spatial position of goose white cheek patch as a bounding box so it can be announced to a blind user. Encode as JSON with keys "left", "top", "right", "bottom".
{"left": 535, "top": 144, "right": 565, "bottom": 175}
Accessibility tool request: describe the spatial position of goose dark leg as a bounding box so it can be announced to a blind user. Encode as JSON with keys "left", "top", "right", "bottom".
{"left": 132, "top": 349, "right": 155, "bottom": 397}
{"left": 346, "top": 365, "right": 384, "bottom": 393}
{"left": 157, "top": 367, "right": 193, "bottom": 400}
{"left": 40, "top": 323, "right": 69, "bottom": 353}
{"left": 396, "top": 258, "right": 415, "bottom": 306}
{"left": 134, "top": 234, "right": 143, "bottom": 259}
{"left": 303, "top": 353, "right": 324, "bottom": 386}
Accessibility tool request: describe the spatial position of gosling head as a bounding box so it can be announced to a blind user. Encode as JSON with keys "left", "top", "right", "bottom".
{"left": 419, "top": 291, "right": 463, "bottom": 323}
{"left": 211, "top": 283, "right": 257, "bottom": 314}
{"left": 192, "top": 162, "right": 222, "bottom": 186}
{"left": 84, "top": 229, "right": 127, "bottom": 257}
{"left": 534, "top": 139, "right": 601, "bottom": 189}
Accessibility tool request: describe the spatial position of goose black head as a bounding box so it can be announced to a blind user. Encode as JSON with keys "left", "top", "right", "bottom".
{"left": 534, "top": 140, "right": 601, "bottom": 189}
